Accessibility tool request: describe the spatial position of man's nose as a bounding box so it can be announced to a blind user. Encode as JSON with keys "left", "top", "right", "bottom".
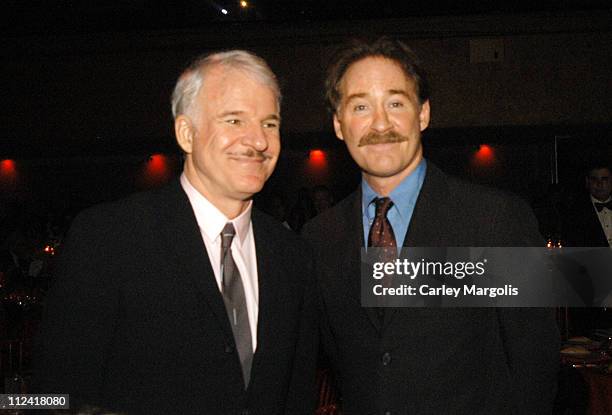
{"left": 242, "top": 124, "right": 269, "bottom": 152}
{"left": 371, "top": 106, "right": 392, "bottom": 133}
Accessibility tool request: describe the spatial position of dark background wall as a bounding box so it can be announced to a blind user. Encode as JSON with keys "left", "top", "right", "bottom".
{"left": 1, "top": 10, "right": 611, "bottom": 228}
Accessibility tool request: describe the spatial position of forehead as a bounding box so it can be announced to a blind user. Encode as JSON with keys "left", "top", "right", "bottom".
{"left": 589, "top": 168, "right": 611, "bottom": 178}
{"left": 339, "top": 56, "right": 415, "bottom": 96}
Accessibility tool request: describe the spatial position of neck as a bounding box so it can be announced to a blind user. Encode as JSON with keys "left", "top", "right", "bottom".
{"left": 183, "top": 167, "right": 250, "bottom": 220}
{"left": 209, "top": 197, "right": 250, "bottom": 220}
{"left": 363, "top": 156, "right": 423, "bottom": 197}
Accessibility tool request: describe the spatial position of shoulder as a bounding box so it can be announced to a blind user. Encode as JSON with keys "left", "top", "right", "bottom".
{"left": 252, "top": 208, "right": 312, "bottom": 254}
{"left": 454, "top": 176, "right": 528, "bottom": 211}
{"left": 427, "top": 163, "right": 531, "bottom": 215}
{"left": 253, "top": 208, "right": 299, "bottom": 239}
{"left": 302, "top": 191, "right": 358, "bottom": 237}
{"left": 567, "top": 194, "right": 594, "bottom": 214}
{"left": 68, "top": 181, "right": 181, "bottom": 238}
{"left": 425, "top": 163, "right": 541, "bottom": 245}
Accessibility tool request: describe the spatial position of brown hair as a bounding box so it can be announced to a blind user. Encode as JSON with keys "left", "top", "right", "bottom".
{"left": 325, "top": 37, "right": 430, "bottom": 113}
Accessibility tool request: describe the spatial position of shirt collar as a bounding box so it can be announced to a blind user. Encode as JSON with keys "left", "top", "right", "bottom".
{"left": 180, "top": 173, "right": 252, "bottom": 246}
{"left": 591, "top": 195, "right": 612, "bottom": 205}
{"left": 362, "top": 159, "right": 427, "bottom": 219}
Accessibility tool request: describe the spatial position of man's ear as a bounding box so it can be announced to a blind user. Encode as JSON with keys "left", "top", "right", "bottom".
{"left": 419, "top": 100, "right": 431, "bottom": 132}
{"left": 333, "top": 112, "right": 344, "bottom": 141}
{"left": 175, "top": 115, "right": 195, "bottom": 154}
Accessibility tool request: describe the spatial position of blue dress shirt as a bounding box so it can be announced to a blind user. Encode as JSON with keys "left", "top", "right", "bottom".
{"left": 362, "top": 159, "right": 427, "bottom": 250}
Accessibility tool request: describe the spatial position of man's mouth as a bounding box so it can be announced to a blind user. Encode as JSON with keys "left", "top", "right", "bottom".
{"left": 228, "top": 149, "right": 272, "bottom": 162}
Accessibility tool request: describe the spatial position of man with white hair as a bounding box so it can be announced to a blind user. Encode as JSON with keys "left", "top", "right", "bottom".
{"left": 34, "top": 50, "right": 317, "bottom": 415}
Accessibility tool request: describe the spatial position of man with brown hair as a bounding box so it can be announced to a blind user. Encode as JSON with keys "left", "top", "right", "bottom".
{"left": 303, "top": 37, "right": 558, "bottom": 414}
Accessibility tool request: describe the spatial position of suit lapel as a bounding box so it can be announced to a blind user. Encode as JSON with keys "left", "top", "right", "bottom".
{"left": 157, "top": 181, "right": 235, "bottom": 341}
{"left": 381, "top": 163, "right": 450, "bottom": 329}
{"left": 343, "top": 189, "right": 384, "bottom": 332}
{"left": 249, "top": 210, "right": 285, "bottom": 382}
{"left": 404, "top": 163, "right": 452, "bottom": 247}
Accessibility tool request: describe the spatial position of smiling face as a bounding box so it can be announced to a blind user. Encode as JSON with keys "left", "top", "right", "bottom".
{"left": 175, "top": 65, "right": 280, "bottom": 217}
{"left": 333, "top": 56, "right": 430, "bottom": 195}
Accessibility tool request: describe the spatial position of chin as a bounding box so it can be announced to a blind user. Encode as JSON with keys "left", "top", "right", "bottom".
{"left": 235, "top": 179, "right": 266, "bottom": 195}
{"left": 365, "top": 163, "right": 404, "bottom": 177}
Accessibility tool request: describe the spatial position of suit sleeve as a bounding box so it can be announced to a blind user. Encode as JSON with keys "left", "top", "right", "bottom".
{"left": 32, "top": 209, "right": 120, "bottom": 409}
{"left": 496, "top": 197, "right": 560, "bottom": 414}
{"left": 284, "top": 247, "right": 319, "bottom": 414}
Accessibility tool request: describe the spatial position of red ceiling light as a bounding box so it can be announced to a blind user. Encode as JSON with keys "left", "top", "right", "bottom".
{"left": 309, "top": 149, "right": 327, "bottom": 167}
{"left": 0, "top": 159, "right": 16, "bottom": 173}
{"left": 140, "top": 154, "right": 171, "bottom": 187}
{"left": 473, "top": 144, "right": 495, "bottom": 166}
{"left": 0, "top": 159, "right": 18, "bottom": 189}
{"left": 148, "top": 154, "right": 167, "bottom": 174}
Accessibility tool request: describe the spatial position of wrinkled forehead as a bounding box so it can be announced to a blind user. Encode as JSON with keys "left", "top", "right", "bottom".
{"left": 339, "top": 57, "right": 417, "bottom": 97}
{"left": 203, "top": 64, "right": 280, "bottom": 106}
{"left": 191, "top": 66, "right": 280, "bottom": 117}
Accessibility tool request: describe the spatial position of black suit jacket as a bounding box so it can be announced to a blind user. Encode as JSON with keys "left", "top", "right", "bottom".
{"left": 564, "top": 195, "right": 609, "bottom": 247}
{"left": 33, "top": 180, "right": 317, "bottom": 415}
{"left": 303, "top": 163, "right": 559, "bottom": 415}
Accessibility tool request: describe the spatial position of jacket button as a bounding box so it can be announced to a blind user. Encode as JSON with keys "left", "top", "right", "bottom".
{"left": 382, "top": 352, "right": 391, "bottom": 366}
{"left": 224, "top": 343, "right": 234, "bottom": 353}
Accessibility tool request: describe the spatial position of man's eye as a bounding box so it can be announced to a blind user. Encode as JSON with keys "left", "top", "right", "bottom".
{"left": 263, "top": 121, "right": 279, "bottom": 129}
{"left": 226, "top": 119, "right": 241, "bottom": 125}
{"left": 389, "top": 101, "right": 404, "bottom": 108}
{"left": 353, "top": 104, "right": 367, "bottom": 112}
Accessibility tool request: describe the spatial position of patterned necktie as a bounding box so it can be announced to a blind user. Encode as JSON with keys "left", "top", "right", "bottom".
{"left": 220, "top": 223, "right": 253, "bottom": 388}
{"left": 368, "top": 198, "right": 397, "bottom": 319}
{"left": 368, "top": 197, "right": 397, "bottom": 250}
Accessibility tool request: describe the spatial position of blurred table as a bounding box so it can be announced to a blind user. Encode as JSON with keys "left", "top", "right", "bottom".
{"left": 559, "top": 335, "right": 612, "bottom": 415}
{"left": 579, "top": 368, "right": 612, "bottom": 415}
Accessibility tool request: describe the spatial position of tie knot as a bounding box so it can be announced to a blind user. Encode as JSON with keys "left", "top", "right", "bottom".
{"left": 221, "top": 223, "right": 236, "bottom": 250}
{"left": 373, "top": 197, "right": 394, "bottom": 218}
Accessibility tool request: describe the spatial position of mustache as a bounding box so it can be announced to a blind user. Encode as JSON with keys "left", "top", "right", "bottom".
{"left": 228, "top": 149, "right": 273, "bottom": 161}
{"left": 358, "top": 131, "right": 410, "bottom": 147}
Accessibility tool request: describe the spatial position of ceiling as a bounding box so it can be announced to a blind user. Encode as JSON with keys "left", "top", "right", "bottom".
{"left": 3, "top": 0, "right": 611, "bottom": 36}
{"left": 2, "top": 1, "right": 611, "bottom": 159}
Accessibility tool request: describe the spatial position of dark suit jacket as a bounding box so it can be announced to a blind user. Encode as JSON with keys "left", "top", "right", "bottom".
{"left": 33, "top": 180, "right": 317, "bottom": 415}
{"left": 563, "top": 196, "right": 611, "bottom": 334}
{"left": 564, "top": 195, "right": 609, "bottom": 247}
{"left": 303, "top": 163, "right": 559, "bottom": 415}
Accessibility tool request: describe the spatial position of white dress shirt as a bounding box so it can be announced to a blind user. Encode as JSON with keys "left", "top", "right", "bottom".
{"left": 180, "top": 173, "right": 259, "bottom": 351}
{"left": 592, "top": 195, "right": 612, "bottom": 246}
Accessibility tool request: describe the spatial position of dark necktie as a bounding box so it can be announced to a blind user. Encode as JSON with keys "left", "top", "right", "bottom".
{"left": 220, "top": 223, "right": 253, "bottom": 388}
{"left": 594, "top": 200, "right": 612, "bottom": 212}
{"left": 368, "top": 197, "right": 397, "bottom": 250}
{"left": 368, "top": 198, "right": 397, "bottom": 318}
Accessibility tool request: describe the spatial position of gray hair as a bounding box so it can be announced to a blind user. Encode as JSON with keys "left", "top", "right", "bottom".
{"left": 171, "top": 50, "right": 281, "bottom": 119}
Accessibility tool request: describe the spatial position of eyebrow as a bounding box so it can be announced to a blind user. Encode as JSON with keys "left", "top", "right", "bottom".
{"left": 219, "top": 110, "right": 246, "bottom": 118}
{"left": 388, "top": 89, "right": 410, "bottom": 97}
{"left": 345, "top": 92, "right": 367, "bottom": 102}
{"left": 218, "top": 111, "right": 280, "bottom": 121}
{"left": 265, "top": 114, "right": 281, "bottom": 121}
